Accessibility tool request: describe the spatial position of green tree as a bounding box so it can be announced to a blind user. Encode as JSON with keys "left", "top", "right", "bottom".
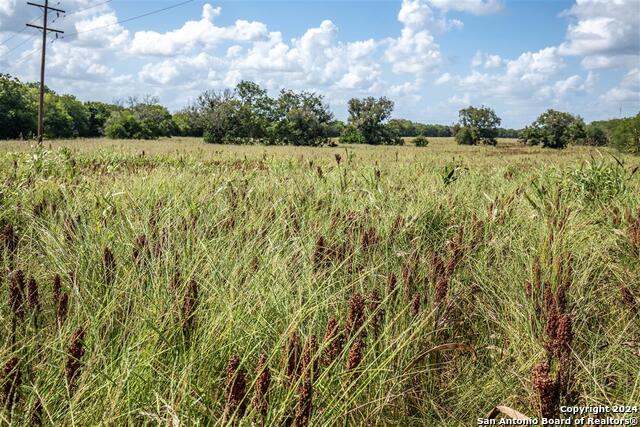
{"left": 236, "top": 80, "right": 273, "bottom": 142}
{"left": 268, "top": 89, "right": 333, "bottom": 146}
{"left": 172, "top": 107, "right": 204, "bottom": 137}
{"left": 58, "top": 95, "right": 90, "bottom": 137}
{"left": 104, "top": 110, "right": 152, "bottom": 140}
{"left": 610, "top": 113, "right": 640, "bottom": 154}
{"left": 0, "top": 74, "right": 37, "bottom": 139}
{"left": 456, "top": 105, "right": 501, "bottom": 145}
{"left": 520, "top": 109, "right": 586, "bottom": 149}
{"left": 86, "top": 101, "right": 122, "bottom": 137}
{"left": 342, "top": 96, "right": 401, "bottom": 145}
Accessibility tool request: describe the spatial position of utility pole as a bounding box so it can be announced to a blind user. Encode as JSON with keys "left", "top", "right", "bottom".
{"left": 26, "top": 1, "right": 65, "bottom": 145}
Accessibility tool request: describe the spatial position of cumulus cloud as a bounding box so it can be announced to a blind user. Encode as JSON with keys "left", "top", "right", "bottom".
{"left": 429, "top": 0, "right": 503, "bottom": 15}
{"left": 559, "top": 0, "right": 640, "bottom": 70}
{"left": 129, "top": 4, "right": 268, "bottom": 56}
{"left": 602, "top": 68, "right": 640, "bottom": 104}
{"left": 384, "top": 0, "right": 463, "bottom": 76}
{"left": 436, "top": 47, "right": 567, "bottom": 101}
{"left": 471, "top": 51, "right": 504, "bottom": 68}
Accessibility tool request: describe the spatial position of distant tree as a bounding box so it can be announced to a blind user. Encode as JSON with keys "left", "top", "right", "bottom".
{"left": 327, "top": 120, "right": 346, "bottom": 138}
{"left": 85, "top": 101, "right": 122, "bottom": 137}
{"left": 609, "top": 113, "right": 640, "bottom": 154}
{"left": 520, "top": 109, "right": 586, "bottom": 149}
{"left": 584, "top": 125, "right": 608, "bottom": 146}
{"left": 172, "top": 107, "right": 204, "bottom": 137}
{"left": 236, "top": 80, "right": 273, "bottom": 142}
{"left": 44, "top": 94, "right": 75, "bottom": 139}
{"left": 456, "top": 105, "right": 501, "bottom": 145}
{"left": 198, "top": 89, "right": 243, "bottom": 144}
{"left": 105, "top": 110, "right": 152, "bottom": 140}
{"left": 57, "top": 95, "right": 90, "bottom": 137}
{"left": 342, "top": 96, "right": 402, "bottom": 145}
{"left": 0, "top": 74, "right": 37, "bottom": 139}
{"left": 268, "top": 89, "right": 333, "bottom": 146}
{"left": 131, "top": 102, "right": 176, "bottom": 137}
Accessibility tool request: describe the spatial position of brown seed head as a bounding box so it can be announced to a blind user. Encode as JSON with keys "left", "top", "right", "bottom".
{"left": 410, "top": 292, "right": 421, "bottom": 317}
{"left": 57, "top": 293, "right": 69, "bottom": 325}
{"left": 182, "top": 279, "right": 199, "bottom": 334}
{"left": 368, "top": 288, "right": 384, "bottom": 337}
{"left": 66, "top": 328, "right": 86, "bottom": 392}
{"left": 9, "top": 270, "right": 26, "bottom": 320}
{"left": 2, "top": 357, "right": 21, "bottom": 409}
{"left": 532, "top": 361, "right": 558, "bottom": 419}
{"left": 386, "top": 272, "right": 398, "bottom": 300}
{"left": 301, "top": 335, "right": 318, "bottom": 380}
{"left": 223, "top": 354, "right": 247, "bottom": 422}
{"left": 345, "top": 293, "right": 366, "bottom": 339}
{"left": 293, "top": 375, "right": 313, "bottom": 427}
{"left": 334, "top": 153, "right": 342, "bottom": 166}
{"left": 2, "top": 223, "right": 18, "bottom": 254}
{"left": 283, "top": 330, "right": 301, "bottom": 385}
{"left": 322, "top": 318, "right": 343, "bottom": 366}
{"left": 345, "top": 336, "right": 365, "bottom": 373}
{"left": 253, "top": 352, "right": 271, "bottom": 417}
{"left": 53, "top": 274, "right": 62, "bottom": 304}
{"left": 102, "top": 246, "right": 116, "bottom": 284}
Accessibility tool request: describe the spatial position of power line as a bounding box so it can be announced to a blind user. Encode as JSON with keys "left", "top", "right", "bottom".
{"left": 0, "top": 0, "right": 106, "bottom": 51}
{"left": 65, "top": 0, "right": 198, "bottom": 37}
{"left": 64, "top": 0, "right": 112, "bottom": 18}
{"left": 2, "top": 33, "right": 40, "bottom": 57}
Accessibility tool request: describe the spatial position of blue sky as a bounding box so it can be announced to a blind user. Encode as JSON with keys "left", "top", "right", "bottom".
{"left": 1, "top": 0, "right": 638, "bottom": 127}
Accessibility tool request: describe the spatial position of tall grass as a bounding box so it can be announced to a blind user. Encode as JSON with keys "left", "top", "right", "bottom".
{"left": 0, "top": 140, "right": 638, "bottom": 425}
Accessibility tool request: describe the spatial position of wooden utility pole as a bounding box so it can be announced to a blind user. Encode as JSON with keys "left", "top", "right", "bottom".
{"left": 26, "top": 1, "right": 65, "bottom": 145}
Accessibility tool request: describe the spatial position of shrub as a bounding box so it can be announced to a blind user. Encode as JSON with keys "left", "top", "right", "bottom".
{"left": 455, "top": 127, "right": 475, "bottom": 145}
{"left": 457, "top": 105, "right": 501, "bottom": 145}
{"left": 339, "top": 125, "right": 366, "bottom": 145}
{"left": 413, "top": 135, "right": 429, "bottom": 147}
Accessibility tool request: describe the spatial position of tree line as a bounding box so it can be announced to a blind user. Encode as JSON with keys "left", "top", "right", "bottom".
{"left": 1, "top": 74, "right": 637, "bottom": 153}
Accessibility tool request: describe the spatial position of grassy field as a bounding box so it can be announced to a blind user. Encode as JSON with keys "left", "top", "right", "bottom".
{"left": 1, "top": 137, "right": 639, "bottom": 425}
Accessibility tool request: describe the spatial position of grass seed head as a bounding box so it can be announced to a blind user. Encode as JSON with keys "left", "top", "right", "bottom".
{"left": 301, "top": 335, "right": 318, "bottom": 380}
{"left": 368, "top": 288, "right": 384, "bottom": 337}
{"left": 182, "top": 279, "right": 199, "bottom": 334}
{"left": 2, "top": 223, "right": 18, "bottom": 254}
{"left": 2, "top": 357, "right": 21, "bottom": 409}
{"left": 102, "top": 246, "right": 116, "bottom": 284}
{"left": 253, "top": 352, "right": 271, "bottom": 417}
{"left": 293, "top": 375, "right": 313, "bottom": 427}
{"left": 9, "top": 270, "right": 26, "bottom": 320}
{"left": 66, "top": 328, "right": 86, "bottom": 393}
{"left": 345, "top": 293, "right": 366, "bottom": 339}
{"left": 322, "top": 318, "right": 343, "bottom": 366}
{"left": 53, "top": 274, "right": 62, "bottom": 303}
{"left": 223, "top": 354, "right": 247, "bottom": 423}
{"left": 532, "top": 361, "right": 558, "bottom": 419}
{"left": 283, "top": 330, "right": 301, "bottom": 385}
{"left": 345, "top": 336, "right": 365, "bottom": 373}
{"left": 57, "top": 293, "right": 69, "bottom": 325}
{"left": 411, "top": 292, "right": 421, "bottom": 317}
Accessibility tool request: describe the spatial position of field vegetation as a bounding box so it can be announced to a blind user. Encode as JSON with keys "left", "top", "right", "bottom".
{"left": 1, "top": 137, "right": 639, "bottom": 425}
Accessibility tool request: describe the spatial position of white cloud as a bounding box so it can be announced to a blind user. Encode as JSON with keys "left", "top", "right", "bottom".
{"left": 602, "top": 68, "right": 640, "bottom": 104}
{"left": 129, "top": 4, "right": 268, "bottom": 56}
{"left": 472, "top": 51, "right": 504, "bottom": 68}
{"left": 385, "top": 0, "right": 461, "bottom": 76}
{"left": 429, "top": 0, "right": 503, "bottom": 15}
{"left": 559, "top": 0, "right": 640, "bottom": 70}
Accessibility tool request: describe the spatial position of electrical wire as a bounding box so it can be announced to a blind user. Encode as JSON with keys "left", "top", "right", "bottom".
{"left": 65, "top": 0, "right": 198, "bottom": 37}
